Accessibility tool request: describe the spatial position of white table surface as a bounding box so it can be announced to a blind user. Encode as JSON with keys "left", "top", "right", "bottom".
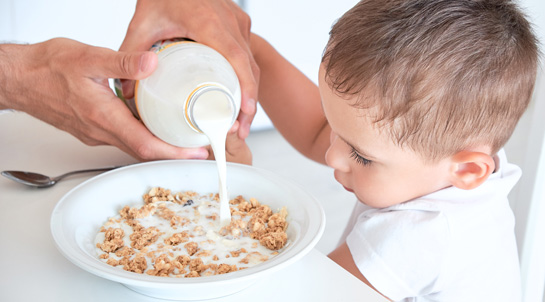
{"left": 0, "top": 111, "right": 387, "bottom": 302}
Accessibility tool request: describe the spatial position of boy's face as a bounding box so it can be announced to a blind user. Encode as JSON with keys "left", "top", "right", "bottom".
{"left": 318, "top": 65, "right": 453, "bottom": 208}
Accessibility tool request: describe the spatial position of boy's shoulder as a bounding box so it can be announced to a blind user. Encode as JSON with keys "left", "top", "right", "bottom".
{"left": 348, "top": 153, "right": 521, "bottom": 300}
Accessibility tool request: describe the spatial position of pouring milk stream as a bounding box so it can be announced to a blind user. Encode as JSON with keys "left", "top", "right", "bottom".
{"left": 115, "top": 39, "right": 241, "bottom": 227}
{"left": 190, "top": 88, "right": 235, "bottom": 227}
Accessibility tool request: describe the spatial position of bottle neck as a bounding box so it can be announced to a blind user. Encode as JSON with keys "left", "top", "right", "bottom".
{"left": 185, "top": 83, "right": 237, "bottom": 133}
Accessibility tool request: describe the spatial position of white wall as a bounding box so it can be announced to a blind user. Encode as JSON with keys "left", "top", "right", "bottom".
{"left": 0, "top": 0, "right": 134, "bottom": 48}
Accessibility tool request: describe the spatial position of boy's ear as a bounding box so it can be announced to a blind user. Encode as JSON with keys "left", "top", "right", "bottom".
{"left": 449, "top": 151, "right": 495, "bottom": 190}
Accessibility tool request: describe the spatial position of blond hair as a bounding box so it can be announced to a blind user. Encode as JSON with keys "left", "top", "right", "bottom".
{"left": 322, "top": 0, "right": 539, "bottom": 161}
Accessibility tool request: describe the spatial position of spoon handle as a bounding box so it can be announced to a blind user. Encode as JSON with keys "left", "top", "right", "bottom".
{"left": 52, "top": 166, "right": 123, "bottom": 181}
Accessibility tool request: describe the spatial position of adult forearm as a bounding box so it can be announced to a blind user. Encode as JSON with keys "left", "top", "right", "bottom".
{"left": 0, "top": 44, "right": 22, "bottom": 110}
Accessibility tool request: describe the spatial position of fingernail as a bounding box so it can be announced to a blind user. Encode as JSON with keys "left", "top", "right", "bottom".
{"left": 189, "top": 148, "right": 209, "bottom": 159}
{"left": 139, "top": 52, "right": 154, "bottom": 73}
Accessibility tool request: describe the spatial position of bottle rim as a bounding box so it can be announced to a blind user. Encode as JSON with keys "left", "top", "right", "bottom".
{"left": 185, "top": 83, "right": 237, "bottom": 133}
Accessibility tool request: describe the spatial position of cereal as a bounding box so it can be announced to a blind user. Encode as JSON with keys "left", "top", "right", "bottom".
{"left": 95, "top": 187, "right": 289, "bottom": 277}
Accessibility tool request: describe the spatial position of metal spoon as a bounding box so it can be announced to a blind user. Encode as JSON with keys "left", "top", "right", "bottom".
{"left": 1, "top": 166, "right": 123, "bottom": 188}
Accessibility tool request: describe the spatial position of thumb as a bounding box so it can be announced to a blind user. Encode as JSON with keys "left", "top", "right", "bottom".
{"left": 101, "top": 50, "right": 158, "bottom": 80}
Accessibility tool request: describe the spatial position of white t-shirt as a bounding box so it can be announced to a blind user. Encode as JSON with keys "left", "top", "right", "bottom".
{"left": 345, "top": 149, "right": 522, "bottom": 302}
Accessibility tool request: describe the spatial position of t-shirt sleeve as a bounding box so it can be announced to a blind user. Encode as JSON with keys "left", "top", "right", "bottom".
{"left": 346, "top": 209, "right": 449, "bottom": 301}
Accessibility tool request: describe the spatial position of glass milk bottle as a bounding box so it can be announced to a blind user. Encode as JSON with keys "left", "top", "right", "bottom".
{"left": 115, "top": 39, "right": 241, "bottom": 148}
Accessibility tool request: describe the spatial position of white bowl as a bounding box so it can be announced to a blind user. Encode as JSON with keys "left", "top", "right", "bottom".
{"left": 50, "top": 160, "right": 325, "bottom": 300}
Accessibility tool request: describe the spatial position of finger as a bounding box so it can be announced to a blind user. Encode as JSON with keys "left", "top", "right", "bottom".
{"left": 224, "top": 121, "right": 252, "bottom": 165}
{"left": 121, "top": 79, "right": 136, "bottom": 100}
{"left": 201, "top": 34, "right": 259, "bottom": 130}
{"left": 228, "top": 120, "right": 241, "bottom": 134}
{"left": 217, "top": 2, "right": 261, "bottom": 106}
{"left": 117, "top": 120, "right": 210, "bottom": 161}
{"left": 225, "top": 125, "right": 245, "bottom": 154}
{"left": 236, "top": 111, "right": 253, "bottom": 139}
{"left": 187, "top": 6, "right": 259, "bottom": 109}
{"left": 226, "top": 0, "right": 252, "bottom": 39}
{"left": 230, "top": 112, "right": 251, "bottom": 140}
{"left": 93, "top": 95, "right": 210, "bottom": 161}
{"left": 217, "top": 32, "right": 259, "bottom": 103}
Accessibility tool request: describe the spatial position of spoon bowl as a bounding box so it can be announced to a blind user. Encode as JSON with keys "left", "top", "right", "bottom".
{"left": 1, "top": 166, "right": 123, "bottom": 188}
{"left": 2, "top": 171, "right": 55, "bottom": 187}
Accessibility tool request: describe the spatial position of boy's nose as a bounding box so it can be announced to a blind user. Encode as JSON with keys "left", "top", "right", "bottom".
{"left": 325, "top": 133, "right": 351, "bottom": 173}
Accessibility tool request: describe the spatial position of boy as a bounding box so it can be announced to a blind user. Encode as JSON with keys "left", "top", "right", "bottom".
{"left": 248, "top": 0, "right": 539, "bottom": 300}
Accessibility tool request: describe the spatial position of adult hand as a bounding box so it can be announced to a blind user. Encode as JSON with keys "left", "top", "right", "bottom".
{"left": 119, "top": 0, "right": 259, "bottom": 139}
{"left": 0, "top": 38, "right": 209, "bottom": 161}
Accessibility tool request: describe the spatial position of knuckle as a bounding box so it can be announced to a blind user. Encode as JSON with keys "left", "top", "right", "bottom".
{"left": 134, "top": 143, "right": 155, "bottom": 161}
{"left": 119, "top": 53, "right": 134, "bottom": 77}
{"left": 84, "top": 105, "right": 105, "bottom": 123}
{"left": 229, "top": 46, "right": 250, "bottom": 63}
{"left": 238, "top": 9, "right": 251, "bottom": 30}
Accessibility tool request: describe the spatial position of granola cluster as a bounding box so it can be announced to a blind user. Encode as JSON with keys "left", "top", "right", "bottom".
{"left": 95, "top": 187, "right": 288, "bottom": 278}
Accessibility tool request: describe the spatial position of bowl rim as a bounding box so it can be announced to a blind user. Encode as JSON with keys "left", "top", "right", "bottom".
{"left": 50, "top": 160, "right": 326, "bottom": 288}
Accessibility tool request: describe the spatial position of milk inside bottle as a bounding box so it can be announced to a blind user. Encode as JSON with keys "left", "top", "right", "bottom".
{"left": 115, "top": 39, "right": 241, "bottom": 226}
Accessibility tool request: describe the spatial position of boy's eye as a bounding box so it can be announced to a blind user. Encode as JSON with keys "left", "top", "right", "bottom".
{"left": 350, "top": 147, "right": 372, "bottom": 166}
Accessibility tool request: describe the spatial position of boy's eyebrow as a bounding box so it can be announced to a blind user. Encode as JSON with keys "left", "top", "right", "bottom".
{"left": 339, "top": 136, "right": 377, "bottom": 160}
